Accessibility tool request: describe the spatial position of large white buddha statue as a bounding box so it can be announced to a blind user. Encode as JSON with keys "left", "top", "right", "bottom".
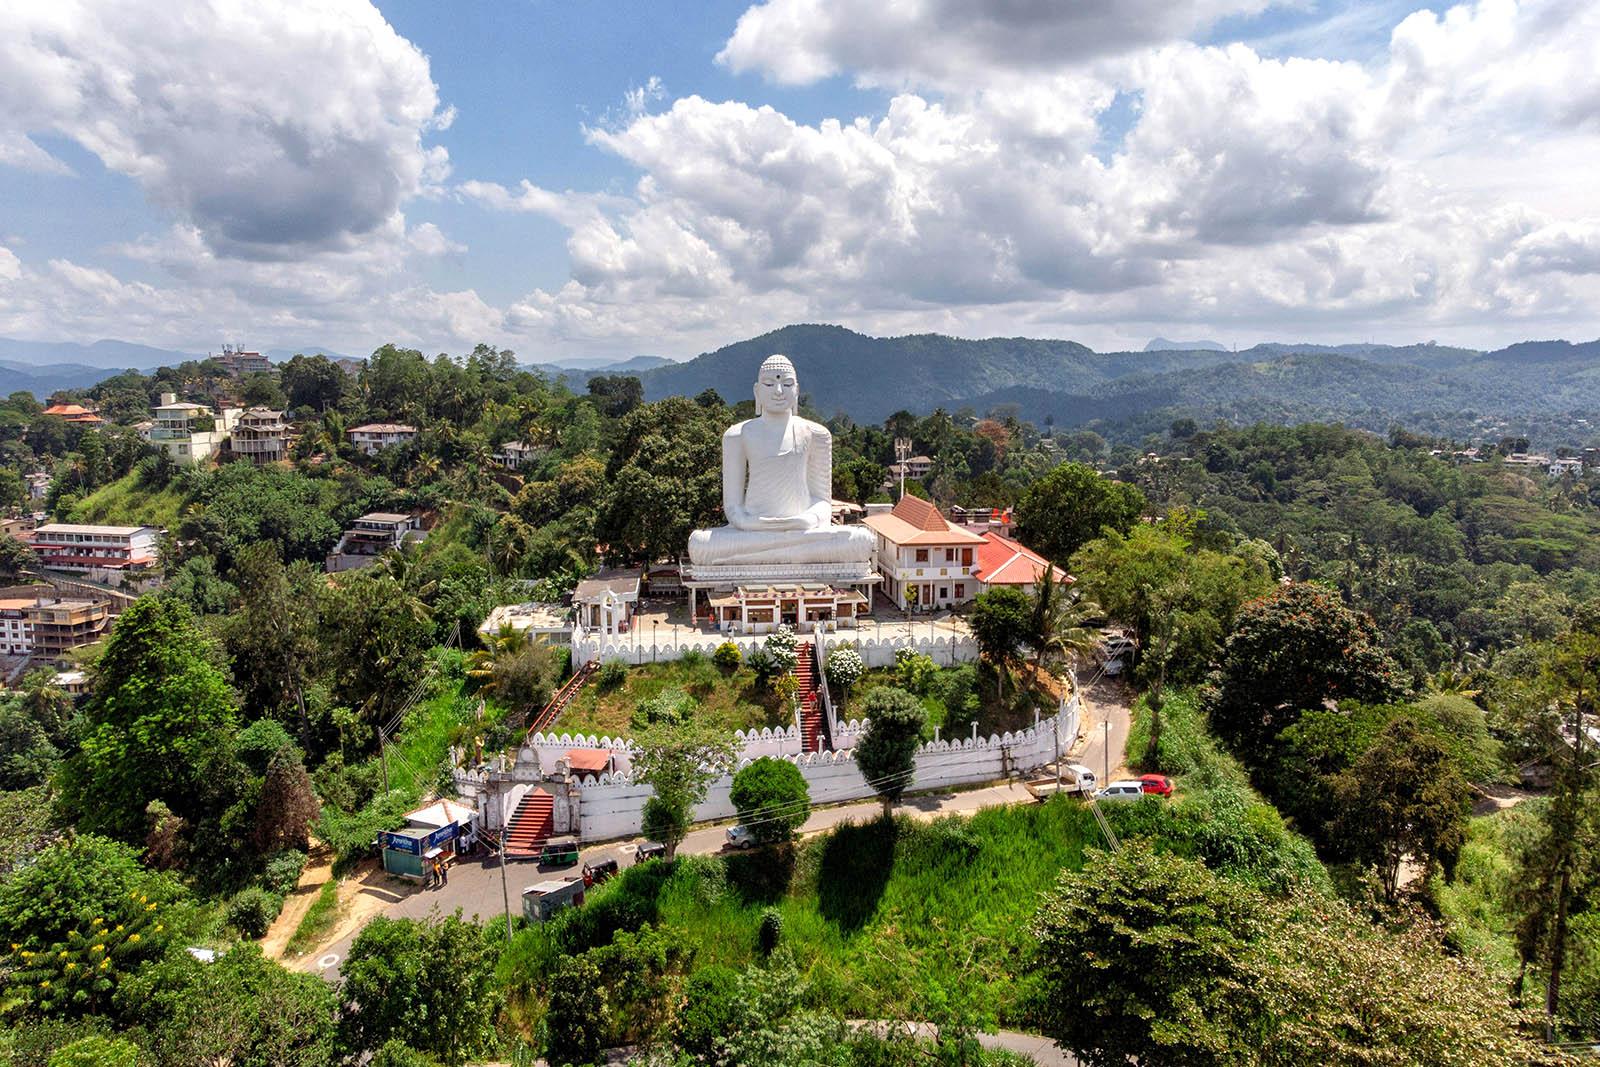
{"left": 687, "top": 354, "right": 875, "bottom": 568}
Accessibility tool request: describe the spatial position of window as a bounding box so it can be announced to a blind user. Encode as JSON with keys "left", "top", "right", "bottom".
{"left": 945, "top": 548, "right": 956, "bottom": 562}
{"left": 915, "top": 548, "right": 929, "bottom": 563}
{"left": 939, "top": 587, "right": 949, "bottom": 600}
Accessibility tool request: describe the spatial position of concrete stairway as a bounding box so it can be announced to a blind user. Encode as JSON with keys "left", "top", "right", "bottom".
{"left": 504, "top": 788, "right": 555, "bottom": 860}
{"left": 527, "top": 660, "right": 597, "bottom": 736}
{"left": 796, "top": 643, "right": 824, "bottom": 753}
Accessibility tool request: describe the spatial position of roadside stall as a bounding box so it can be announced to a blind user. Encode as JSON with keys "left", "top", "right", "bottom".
{"left": 379, "top": 824, "right": 458, "bottom": 881}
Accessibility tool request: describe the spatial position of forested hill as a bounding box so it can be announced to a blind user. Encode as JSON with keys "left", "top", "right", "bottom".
{"left": 634, "top": 325, "right": 1600, "bottom": 444}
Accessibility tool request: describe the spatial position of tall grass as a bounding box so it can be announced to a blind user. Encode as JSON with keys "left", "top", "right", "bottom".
{"left": 502, "top": 800, "right": 1103, "bottom": 1027}
{"left": 66, "top": 471, "right": 187, "bottom": 528}
{"left": 283, "top": 878, "right": 341, "bottom": 958}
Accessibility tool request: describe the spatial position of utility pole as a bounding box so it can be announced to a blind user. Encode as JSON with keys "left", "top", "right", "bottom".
{"left": 379, "top": 726, "right": 390, "bottom": 793}
{"left": 1102, "top": 720, "right": 1111, "bottom": 786}
{"left": 499, "top": 825, "right": 513, "bottom": 943}
{"left": 1054, "top": 716, "right": 1061, "bottom": 792}
{"left": 894, "top": 437, "right": 912, "bottom": 499}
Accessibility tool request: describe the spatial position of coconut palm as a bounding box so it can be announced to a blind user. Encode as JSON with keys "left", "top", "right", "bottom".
{"left": 1029, "top": 564, "right": 1102, "bottom": 672}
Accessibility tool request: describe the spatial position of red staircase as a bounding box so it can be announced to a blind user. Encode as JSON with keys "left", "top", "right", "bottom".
{"left": 528, "top": 661, "right": 597, "bottom": 737}
{"left": 795, "top": 643, "right": 824, "bottom": 753}
{"left": 504, "top": 788, "right": 555, "bottom": 860}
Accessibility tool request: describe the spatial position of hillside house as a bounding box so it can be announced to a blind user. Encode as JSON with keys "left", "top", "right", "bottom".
{"left": 349, "top": 423, "right": 418, "bottom": 455}
{"left": 150, "top": 393, "right": 241, "bottom": 466}
{"left": 326, "top": 512, "right": 426, "bottom": 572}
{"left": 230, "top": 408, "right": 289, "bottom": 464}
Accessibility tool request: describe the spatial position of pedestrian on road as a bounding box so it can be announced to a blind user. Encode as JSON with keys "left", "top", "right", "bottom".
{"left": 440, "top": 858, "right": 449, "bottom": 886}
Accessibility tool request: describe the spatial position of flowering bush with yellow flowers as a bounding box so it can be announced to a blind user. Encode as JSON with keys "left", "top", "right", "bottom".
{"left": 5, "top": 895, "right": 173, "bottom": 1018}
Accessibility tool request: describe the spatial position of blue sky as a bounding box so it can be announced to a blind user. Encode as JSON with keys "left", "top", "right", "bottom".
{"left": 1, "top": 0, "right": 1597, "bottom": 361}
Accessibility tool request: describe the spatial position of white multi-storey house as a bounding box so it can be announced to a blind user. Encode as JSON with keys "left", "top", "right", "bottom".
{"left": 862, "top": 495, "right": 985, "bottom": 611}
{"left": 348, "top": 423, "right": 418, "bottom": 456}
{"left": 150, "top": 393, "right": 241, "bottom": 466}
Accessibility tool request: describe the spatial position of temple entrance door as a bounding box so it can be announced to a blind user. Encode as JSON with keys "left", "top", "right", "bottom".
{"left": 781, "top": 599, "right": 798, "bottom": 627}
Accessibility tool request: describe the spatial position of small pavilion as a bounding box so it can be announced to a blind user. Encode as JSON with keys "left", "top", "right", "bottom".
{"left": 704, "top": 582, "right": 868, "bottom": 635}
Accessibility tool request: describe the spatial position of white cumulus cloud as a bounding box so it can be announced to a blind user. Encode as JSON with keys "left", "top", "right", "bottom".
{"left": 0, "top": 0, "right": 450, "bottom": 260}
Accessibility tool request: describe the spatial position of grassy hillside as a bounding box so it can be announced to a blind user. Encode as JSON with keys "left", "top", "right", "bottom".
{"left": 66, "top": 471, "right": 187, "bottom": 529}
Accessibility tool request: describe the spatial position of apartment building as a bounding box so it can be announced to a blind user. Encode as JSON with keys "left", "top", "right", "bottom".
{"left": 212, "top": 344, "right": 272, "bottom": 377}
{"left": 27, "top": 523, "right": 161, "bottom": 584}
{"left": 0, "top": 594, "right": 112, "bottom": 658}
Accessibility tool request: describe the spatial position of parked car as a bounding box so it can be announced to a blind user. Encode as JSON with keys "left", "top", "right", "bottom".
{"left": 1139, "top": 774, "right": 1174, "bottom": 797}
{"left": 725, "top": 824, "right": 756, "bottom": 850}
{"left": 635, "top": 841, "right": 666, "bottom": 864}
{"left": 1093, "top": 780, "right": 1147, "bottom": 801}
{"left": 538, "top": 836, "right": 580, "bottom": 867}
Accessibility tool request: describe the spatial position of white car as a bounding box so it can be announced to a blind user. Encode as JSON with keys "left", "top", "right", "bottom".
{"left": 725, "top": 824, "right": 756, "bottom": 849}
{"left": 1093, "top": 780, "right": 1147, "bottom": 801}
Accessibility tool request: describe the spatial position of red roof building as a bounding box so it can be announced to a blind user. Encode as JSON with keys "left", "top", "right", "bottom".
{"left": 972, "top": 530, "right": 1073, "bottom": 596}
{"left": 41, "top": 403, "right": 102, "bottom": 424}
{"left": 863, "top": 495, "right": 985, "bottom": 611}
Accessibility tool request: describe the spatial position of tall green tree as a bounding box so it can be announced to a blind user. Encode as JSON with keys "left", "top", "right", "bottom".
{"left": 1331, "top": 716, "right": 1472, "bottom": 902}
{"left": 1204, "top": 582, "right": 1404, "bottom": 766}
{"left": 1016, "top": 461, "right": 1145, "bottom": 564}
{"left": 631, "top": 716, "right": 737, "bottom": 859}
{"left": 1511, "top": 608, "right": 1600, "bottom": 1039}
{"left": 58, "top": 598, "right": 243, "bottom": 844}
{"left": 852, "top": 686, "right": 926, "bottom": 817}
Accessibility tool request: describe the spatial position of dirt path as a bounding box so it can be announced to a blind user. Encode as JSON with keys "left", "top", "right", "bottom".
{"left": 260, "top": 844, "right": 334, "bottom": 960}
{"left": 283, "top": 858, "right": 409, "bottom": 973}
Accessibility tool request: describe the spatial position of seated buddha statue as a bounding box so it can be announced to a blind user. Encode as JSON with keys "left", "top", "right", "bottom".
{"left": 687, "top": 354, "right": 875, "bottom": 568}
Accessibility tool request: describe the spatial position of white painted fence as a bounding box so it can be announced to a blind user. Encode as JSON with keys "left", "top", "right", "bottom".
{"left": 571, "top": 621, "right": 980, "bottom": 669}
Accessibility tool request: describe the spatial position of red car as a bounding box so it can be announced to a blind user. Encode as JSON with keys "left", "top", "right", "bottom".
{"left": 1139, "top": 774, "right": 1174, "bottom": 797}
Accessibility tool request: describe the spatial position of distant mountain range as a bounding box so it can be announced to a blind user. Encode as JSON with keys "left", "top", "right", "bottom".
{"left": 631, "top": 325, "right": 1600, "bottom": 445}
{"left": 4, "top": 328, "right": 1596, "bottom": 445}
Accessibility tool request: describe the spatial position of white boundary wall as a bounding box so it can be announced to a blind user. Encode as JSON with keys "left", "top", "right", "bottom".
{"left": 572, "top": 626, "right": 979, "bottom": 669}
{"left": 568, "top": 692, "right": 1080, "bottom": 842}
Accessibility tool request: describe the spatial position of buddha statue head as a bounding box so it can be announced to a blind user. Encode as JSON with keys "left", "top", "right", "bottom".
{"left": 753, "top": 354, "right": 799, "bottom": 417}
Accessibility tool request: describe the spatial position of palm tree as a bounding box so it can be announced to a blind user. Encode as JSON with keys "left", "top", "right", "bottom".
{"left": 1029, "top": 565, "right": 1102, "bottom": 672}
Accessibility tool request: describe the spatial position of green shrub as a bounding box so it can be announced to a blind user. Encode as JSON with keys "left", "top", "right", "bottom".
{"left": 369, "top": 1039, "right": 438, "bottom": 1067}
{"left": 262, "top": 849, "right": 307, "bottom": 897}
{"left": 679, "top": 648, "right": 707, "bottom": 669}
{"left": 758, "top": 907, "right": 784, "bottom": 955}
{"left": 597, "top": 659, "right": 627, "bottom": 691}
{"left": 713, "top": 642, "right": 742, "bottom": 671}
{"left": 317, "top": 790, "right": 413, "bottom": 870}
{"left": 674, "top": 964, "right": 741, "bottom": 1059}
{"left": 48, "top": 1036, "right": 141, "bottom": 1067}
{"left": 227, "top": 886, "right": 282, "bottom": 939}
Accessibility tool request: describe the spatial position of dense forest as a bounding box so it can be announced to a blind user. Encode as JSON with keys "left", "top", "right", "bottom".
{"left": 0, "top": 340, "right": 1597, "bottom": 1064}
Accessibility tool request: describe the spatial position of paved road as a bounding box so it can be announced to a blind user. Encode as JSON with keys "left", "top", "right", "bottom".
{"left": 303, "top": 678, "right": 1133, "bottom": 986}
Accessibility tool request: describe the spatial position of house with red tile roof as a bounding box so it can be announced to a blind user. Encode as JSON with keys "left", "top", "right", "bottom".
{"left": 40, "top": 403, "right": 102, "bottom": 424}
{"left": 971, "top": 530, "right": 1073, "bottom": 598}
{"left": 862, "top": 494, "right": 985, "bottom": 611}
